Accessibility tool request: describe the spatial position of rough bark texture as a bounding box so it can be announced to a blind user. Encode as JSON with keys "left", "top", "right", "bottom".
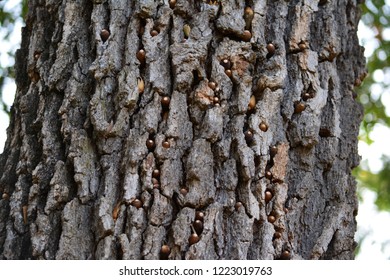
{"left": 0, "top": 0, "right": 365, "bottom": 260}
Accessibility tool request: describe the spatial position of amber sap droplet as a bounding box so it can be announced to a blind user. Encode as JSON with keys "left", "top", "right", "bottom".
{"left": 302, "top": 92, "right": 311, "bottom": 101}
{"left": 146, "top": 139, "right": 155, "bottom": 150}
{"left": 248, "top": 95, "right": 256, "bottom": 111}
{"left": 244, "top": 7, "right": 254, "bottom": 19}
{"left": 267, "top": 215, "right": 276, "bottom": 223}
{"left": 266, "top": 43, "right": 275, "bottom": 56}
{"left": 273, "top": 232, "right": 282, "bottom": 239}
{"left": 270, "top": 145, "right": 278, "bottom": 157}
{"left": 152, "top": 169, "right": 160, "bottom": 179}
{"left": 137, "top": 77, "right": 145, "bottom": 93}
{"left": 235, "top": 202, "right": 243, "bottom": 211}
{"left": 213, "top": 97, "right": 220, "bottom": 105}
{"left": 244, "top": 130, "right": 253, "bottom": 143}
{"left": 152, "top": 178, "right": 159, "bottom": 185}
{"left": 136, "top": 49, "right": 146, "bottom": 64}
{"left": 2, "top": 193, "right": 9, "bottom": 200}
{"left": 193, "top": 220, "right": 203, "bottom": 234}
{"left": 225, "top": 69, "right": 232, "bottom": 78}
{"left": 265, "top": 190, "right": 273, "bottom": 203}
{"left": 152, "top": 180, "right": 160, "bottom": 189}
{"left": 265, "top": 170, "right": 272, "bottom": 180}
{"left": 183, "top": 24, "right": 191, "bottom": 39}
{"left": 208, "top": 81, "right": 217, "bottom": 91}
{"left": 281, "top": 250, "right": 291, "bottom": 260}
{"left": 259, "top": 122, "right": 268, "bottom": 132}
{"left": 294, "top": 102, "right": 306, "bottom": 114}
{"left": 150, "top": 29, "right": 159, "bottom": 37}
{"left": 221, "top": 58, "right": 232, "bottom": 70}
{"left": 169, "top": 0, "right": 176, "bottom": 9}
{"left": 161, "top": 96, "right": 171, "bottom": 109}
{"left": 195, "top": 211, "right": 204, "bottom": 221}
{"left": 161, "top": 244, "right": 171, "bottom": 255}
{"left": 242, "top": 30, "right": 252, "bottom": 42}
{"left": 162, "top": 140, "right": 170, "bottom": 148}
{"left": 298, "top": 42, "right": 307, "bottom": 51}
{"left": 180, "top": 188, "right": 188, "bottom": 196}
{"left": 244, "top": 7, "right": 254, "bottom": 29}
{"left": 132, "top": 199, "right": 143, "bottom": 209}
{"left": 188, "top": 233, "right": 200, "bottom": 245}
{"left": 100, "top": 29, "right": 110, "bottom": 42}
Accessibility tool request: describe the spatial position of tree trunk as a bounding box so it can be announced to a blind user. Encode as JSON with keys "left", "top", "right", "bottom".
{"left": 0, "top": 0, "right": 365, "bottom": 260}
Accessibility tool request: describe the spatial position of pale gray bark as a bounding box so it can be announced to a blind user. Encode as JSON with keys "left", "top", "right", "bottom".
{"left": 0, "top": 0, "right": 365, "bottom": 260}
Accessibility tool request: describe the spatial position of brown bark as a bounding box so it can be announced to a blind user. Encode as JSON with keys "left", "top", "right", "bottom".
{"left": 0, "top": 0, "right": 365, "bottom": 260}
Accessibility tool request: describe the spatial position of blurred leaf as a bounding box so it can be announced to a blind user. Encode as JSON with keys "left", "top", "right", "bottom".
{"left": 21, "top": 0, "right": 27, "bottom": 19}
{"left": 356, "top": 156, "right": 390, "bottom": 211}
{"left": 357, "top": 0, "right": 390, "bottom": 211}
{"left": 0, "top": 0, "right": 24, "bottom": 116}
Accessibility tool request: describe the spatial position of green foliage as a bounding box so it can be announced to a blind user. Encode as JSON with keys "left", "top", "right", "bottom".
{"left": 358, "top": 157, "right": 390, "bottom": 211}
{"left": 21, "top": 0, "right": 28, "bottom": 19}
{"left": 0, "top": 0, "right": 26, "bottom": 115}
{"left": 357, "top": 0, "right": 390, "bottom": 211}
{"left": 358, "top": 0, "right": 390, "bottom": 132}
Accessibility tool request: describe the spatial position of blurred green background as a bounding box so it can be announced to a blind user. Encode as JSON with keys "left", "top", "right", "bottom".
{"left": 357, "top": 0, "right": 390, "bottom": 211}
{"left": 0, "top": 0, "right": 389, "bottom": 259}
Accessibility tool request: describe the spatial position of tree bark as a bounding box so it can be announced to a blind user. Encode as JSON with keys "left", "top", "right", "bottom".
{"left": 0, "top": 0, "right": 365, "bottom": 260}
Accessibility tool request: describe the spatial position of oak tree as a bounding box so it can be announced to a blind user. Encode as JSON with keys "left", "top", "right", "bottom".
{"left": 0, "top": 0, "right": 365, "bottom": 259}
